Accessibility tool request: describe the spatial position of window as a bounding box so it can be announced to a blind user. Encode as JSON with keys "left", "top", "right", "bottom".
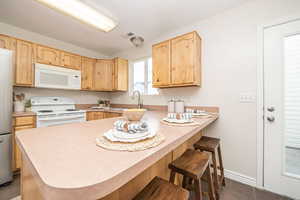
{"left": 133, "top": 57, "right": 158, "bottom": 95}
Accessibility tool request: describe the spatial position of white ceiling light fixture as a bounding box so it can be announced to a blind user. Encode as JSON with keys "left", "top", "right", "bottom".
{"left": 130, "top": 36, "right": 144, "bottom": 47}
{"left": 34, "top": 0, "right": 118, "bottom": 32}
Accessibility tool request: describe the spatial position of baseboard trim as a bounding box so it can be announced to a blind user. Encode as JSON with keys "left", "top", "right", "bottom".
{"left": 224, "top": 169, "right": 257, "bottom": 187}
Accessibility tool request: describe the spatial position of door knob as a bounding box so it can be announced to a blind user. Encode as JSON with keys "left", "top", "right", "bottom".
{"left": 0, "top": 139, "right": 3, "bottom": 143}
{"left": 267, "top": 116, "right": 275, "bottom": 122}
{"left": 267, "top": 106, "right": 275, "bottom": 112}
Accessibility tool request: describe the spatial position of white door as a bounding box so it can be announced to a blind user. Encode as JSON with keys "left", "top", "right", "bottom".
{"left": 264, "top": 19, "right": 300, "bottom": 199}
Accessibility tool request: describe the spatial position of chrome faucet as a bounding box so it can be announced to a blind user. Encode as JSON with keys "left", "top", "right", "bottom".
{"left": 132, "top": 90, "right": 143, "bottom": 109}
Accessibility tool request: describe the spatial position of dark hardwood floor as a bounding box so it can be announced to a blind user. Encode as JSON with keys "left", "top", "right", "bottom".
{"left": 0, "top": 176, "right": 293, "bottom": 200}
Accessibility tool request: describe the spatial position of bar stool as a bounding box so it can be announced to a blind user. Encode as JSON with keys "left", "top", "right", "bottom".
{"left": 133, "top": 176, "right": 189, "bottom": 200}
{"left": 168, "top": 149, "right": 216, "bottom": 200}
{"left": 194, "top": 136, "right": 225, "bottom": 199}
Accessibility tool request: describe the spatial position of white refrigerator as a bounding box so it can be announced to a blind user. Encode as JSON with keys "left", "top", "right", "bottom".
{"left": 0, "top": 48, "right": 13, "bottom": 185}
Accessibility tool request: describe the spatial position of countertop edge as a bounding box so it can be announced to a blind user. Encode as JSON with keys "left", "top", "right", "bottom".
{"left": 17, "top": 115, "right": 218, "bottom": 200}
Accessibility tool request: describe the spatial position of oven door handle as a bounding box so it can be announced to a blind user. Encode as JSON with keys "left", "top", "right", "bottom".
{"left": 38, "top": 116, "right": 85, "bottom": 121}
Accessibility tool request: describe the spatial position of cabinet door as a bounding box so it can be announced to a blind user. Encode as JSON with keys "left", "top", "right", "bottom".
{"left": 86, "top": 112, "right": 104, "bottom": 121}
{"left": 94, "top": 59, "right": 114, "bottom": 91}
{"left": 62, "top": 52, "right": 81, "bottom": 70}
{"left": 152, "top": 40, "right": 171, "bottom": 86}
{"left": 86, "top": 112, "right": 95, "bottom": 121}
{"left": 15, "top": 40, "right": 34, "bottom": 86}
{"left": 104, "top": 112, "right": 122, "bottom": 119}
{"left": 114, "top": 58, "right": 128, "bottom": 91}
{"left": 171, "top": 33, "right": 195, "bottom": 85}
{"left": 94, "top": 112, "right": 104, "bottom": 120}
{"left": 81, "top": 57, "right": 96, "bottom": 90}
{"left": 36, "top": 45, "right": 61, "bottom": 66}
{"left": 0, "top": 35, "right": 13, "bottom": 49}
{"left": 13, "top": 125, "right": 34, "bottom": 170}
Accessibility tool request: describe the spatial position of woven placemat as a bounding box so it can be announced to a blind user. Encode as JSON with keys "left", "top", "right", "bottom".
{"left": 96, "top": 134, "right": 165, "bottom": 152}
{"left": 192, "top": 114, "right": 215, "bottom": 119}
{"left": 160, "top": 120, "right": 200, "bottom": 127}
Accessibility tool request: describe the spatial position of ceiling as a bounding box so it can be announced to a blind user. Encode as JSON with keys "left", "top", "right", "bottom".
{"left": 0, "top": 0, "right": 251, "bottom": 56}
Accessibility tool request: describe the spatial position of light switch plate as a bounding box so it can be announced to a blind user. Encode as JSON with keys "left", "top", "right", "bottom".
{"left": 240, "top": 93, "right": 256, "bottom": 103}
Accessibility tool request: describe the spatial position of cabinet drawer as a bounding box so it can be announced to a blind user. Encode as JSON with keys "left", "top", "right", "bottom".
{"left": 13, "top": 125, "right": 34, "bottom": 171}
{"left": 14, "top": 116, "right": 35, "bottom": 126}
{"left": 15, "top": 125, "right": 35, "bottom": 131}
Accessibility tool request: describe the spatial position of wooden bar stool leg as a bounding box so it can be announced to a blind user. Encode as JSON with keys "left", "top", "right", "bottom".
{"left": 170, "top": 170, "right": 176, "bottom": 184}
{"left": 206, "top": 166, "right": 216, "bottom": 200}
{"left": 217, "top": 146, "right": 226, "bottom": 186}
{"left": 188, "top": 177, "right": 194, "bottom": 186}
{"left": 211, "top": 151, "right": 219, "bottom": 194}
{"left": 194, "top": 178, "right": 203, "bottom": 200}
{"left": 182, "top": 175, "right": 188, "bottom": 189}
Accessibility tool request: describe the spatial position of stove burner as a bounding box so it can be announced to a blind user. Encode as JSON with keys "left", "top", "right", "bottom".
{"left": 66, "top": 109, "right": 78, "bottom": 112}
{"left": 38, "top": 110, "right": 53, "bottom": 113}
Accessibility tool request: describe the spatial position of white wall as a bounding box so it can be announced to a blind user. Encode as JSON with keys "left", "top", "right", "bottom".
{"left": 0, "top": 22, "right": 110, "bottom": 103}
{"left": 112, "top": 0, "right": 300, "bottom": 181}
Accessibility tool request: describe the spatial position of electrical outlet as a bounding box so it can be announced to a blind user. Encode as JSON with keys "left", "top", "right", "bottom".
{"left": 240, "top": 93, "right": 256, "bottom": 103}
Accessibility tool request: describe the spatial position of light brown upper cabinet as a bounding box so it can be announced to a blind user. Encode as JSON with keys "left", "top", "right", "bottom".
{"left": 94, "top": 59, "right": 114, "bottom": 91}
{"left": 61, "top": 52, "right": 81, "bottom": 70}
{"left": 15, "top": 40, "right": 34, "bottom": 86}
{"left": 81, "top": 57, "right": 96, "bottom": 90}
{"left": 152, "top": 31, "right": 201, "bottom": 88}
{"left": 152, "top": 40, "right": 171, "bottom": 87}
{"left": 36, "top": 45, "right": 61, "bottom": 66}
{"left": 113, "top": 58, "right": 128, "bottom": 91}
{"left": 0, "top": 34, "right": 15, "bottom": 50}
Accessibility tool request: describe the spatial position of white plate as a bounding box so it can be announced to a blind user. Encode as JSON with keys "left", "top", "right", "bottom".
{"left": 162, "top": 118, "right": 193, "bottom": 124}
{"left": 112, "top": 130, "right": 150, "bottom": 139}
{"left": 104, "top": 129, "right": 156, "bottom": 143}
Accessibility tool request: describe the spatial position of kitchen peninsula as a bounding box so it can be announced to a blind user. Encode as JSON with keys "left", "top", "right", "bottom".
{"left": 16, "top": 109, "right": 218, "bottom": 200}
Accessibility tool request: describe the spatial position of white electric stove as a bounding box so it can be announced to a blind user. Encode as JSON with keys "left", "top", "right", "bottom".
{"left": 31, "top": 97, "right": 86, "bottom": 128}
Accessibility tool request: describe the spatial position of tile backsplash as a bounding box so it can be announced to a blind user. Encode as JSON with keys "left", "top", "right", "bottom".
{"left": 13, "top": 87, "right": 110, "bottom": 104}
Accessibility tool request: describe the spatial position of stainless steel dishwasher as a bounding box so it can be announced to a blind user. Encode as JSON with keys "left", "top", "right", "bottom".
{"left": 0, "top": 134, "right": 12, "bottom": 185}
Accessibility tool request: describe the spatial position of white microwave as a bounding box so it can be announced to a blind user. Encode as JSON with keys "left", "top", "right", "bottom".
{"left": 35, "top": 63, "right": 81, "bottom": 90}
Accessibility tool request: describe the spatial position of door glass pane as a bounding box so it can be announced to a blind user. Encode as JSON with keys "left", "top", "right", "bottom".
{"left": 133, "top": 61, "right": 145, "bottom": 94}
{"left": 284, "top": 34, "right": 300, "bottom": 177}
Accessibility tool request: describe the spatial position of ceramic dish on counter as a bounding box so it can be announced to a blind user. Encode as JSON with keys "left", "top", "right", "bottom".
{"left": 104, "top": 129, "right": 156, "bottom": 143}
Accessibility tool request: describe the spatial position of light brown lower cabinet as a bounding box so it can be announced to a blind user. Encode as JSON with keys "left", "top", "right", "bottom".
{"left": 87, "top": 111, "right": 122, "bottom": 121}
{"left": 104, "top": 112, "right": 122, "bottom": 119}
{"left": 87, "top": 111, "right": 105, "bottom": 121}
{"left": 12, "top": 116, "right": 36, "bottom": 171}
